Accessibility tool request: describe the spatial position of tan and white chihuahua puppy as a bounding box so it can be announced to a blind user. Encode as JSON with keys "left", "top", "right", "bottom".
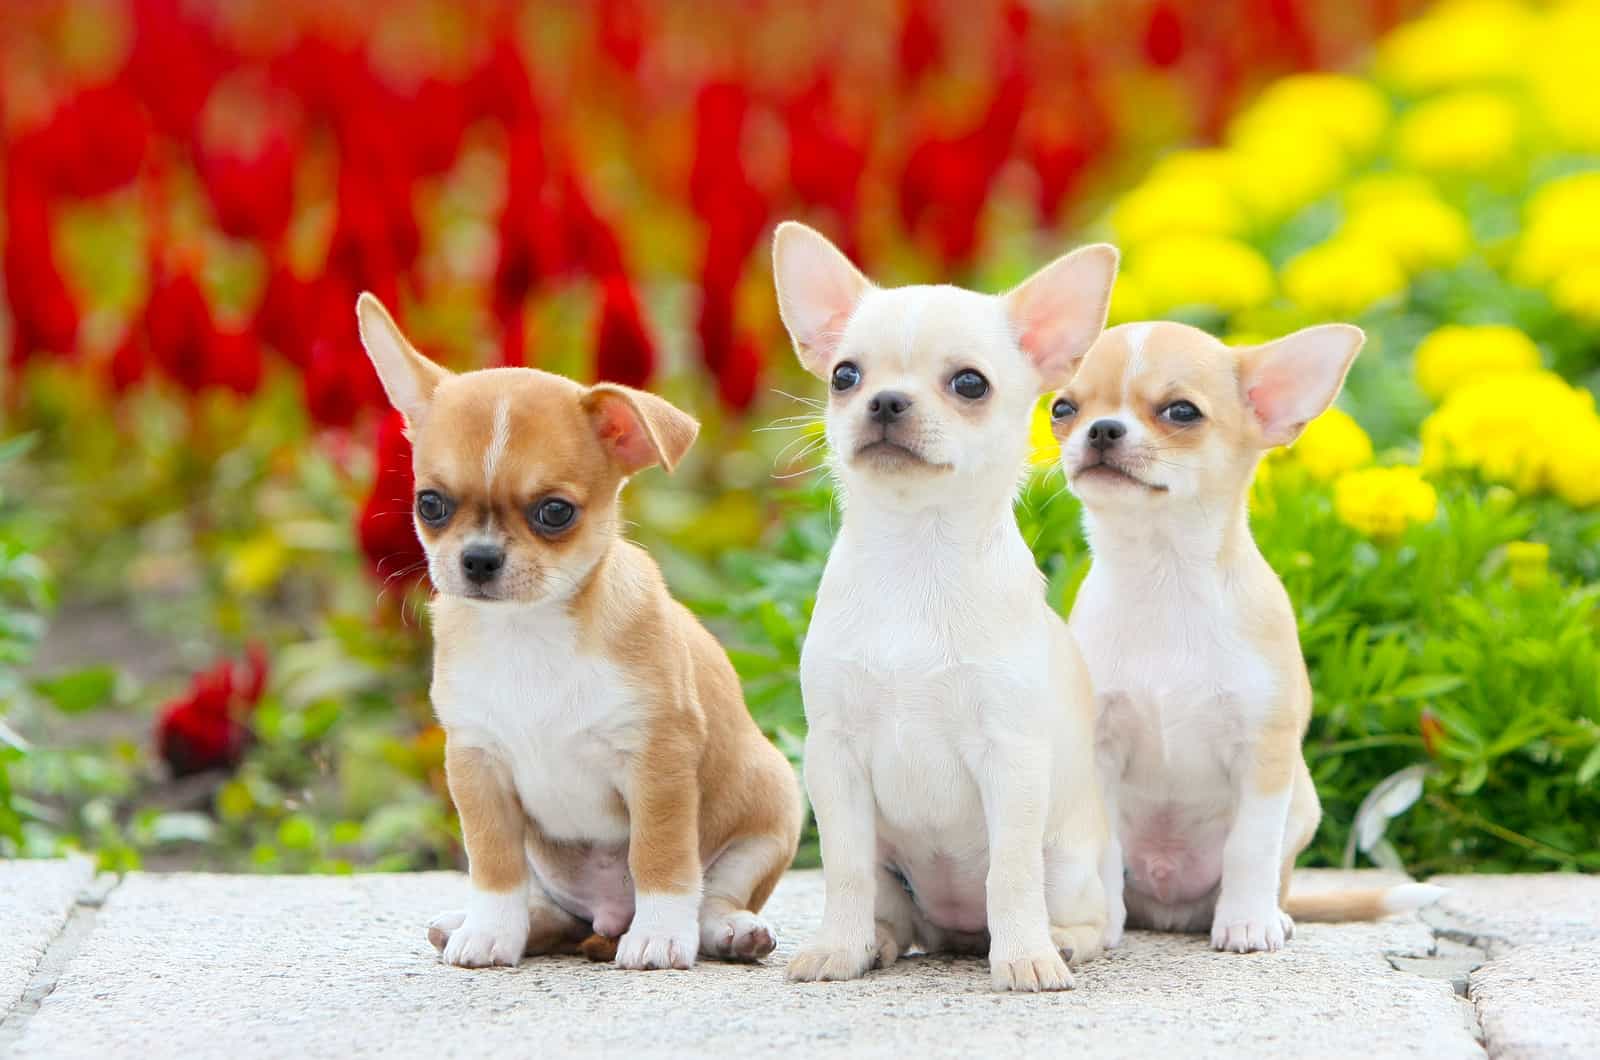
{"left": 356, "top": 293, "right": 802, "bottom": 971}
{"left": 772, "top": 222, "right": 1114, "bottom": 992}
{"left": 1054, "top": 321, "right": 1444, "bottom": 952}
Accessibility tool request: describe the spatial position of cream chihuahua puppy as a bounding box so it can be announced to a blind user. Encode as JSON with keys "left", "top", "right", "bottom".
{"left": 772, "top": 222, "right": 1114, "bottom": 992}
{"left": 1054, "top": 321, "right": 1444, "bottom": 952}
{"left": 356, "top": 293, "right": 801, "bottom": 972}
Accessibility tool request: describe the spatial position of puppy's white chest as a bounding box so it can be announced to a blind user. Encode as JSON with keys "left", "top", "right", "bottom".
{"left": 432, "top": 604, "right": 639, "bottom": 844}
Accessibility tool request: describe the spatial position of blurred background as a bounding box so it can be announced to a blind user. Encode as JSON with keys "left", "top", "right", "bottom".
{"left": 1, "top": 0, "right": 1596, "bottom": 876}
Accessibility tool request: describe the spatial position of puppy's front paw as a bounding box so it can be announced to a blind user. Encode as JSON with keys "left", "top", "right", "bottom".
{"left": 990, "top": 951, "right": 1075, "bottom": 992}
{"left": 433, "top": 891, "right": 531, "bottom": 968}
{"left": 1210, "top": 899, "right": 1291, "bottom": 953}
{"left": 786, "top": 940, "right": 878, "bottom": 982}
{"left": 616, "top": 894, "right": 700, "bottom": 971}
{"left": 702, "top": 910, "right": 777, "bottom": 962}
{"left": 1050, "top": 923, "right": 1105, "bottom": 966}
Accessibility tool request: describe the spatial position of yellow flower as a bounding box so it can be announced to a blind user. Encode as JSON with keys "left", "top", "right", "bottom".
{"left": 1413, "top": 324, "right": 1542, "bottom": 401}
{"left": 1281, "top": 237, "right": 1407, "bottom": 317}
{"left": 1526, "top": 3, "right": 1600, "bottom": 151}
{"left": 1228, "top": 74, "right": 1391, "bottom": 159}
{"left": 1375, "top": 0, "right": 1534, "bottom": 93}
{"left": 1343, "top": 193, "right": 1472, "bottom": 275}
{"left": 1342, "top": 173, "right": 1440, "bottom": 211}
{"left": 1286, "top": 408, "right": 1374, "bottom": 481}
{"left": 225, "top": 533, "right": 289, "bottom": 596}
{"left": 1552, "top": 261, "right": 1600, "bottom": 324}
{"left": 1395, "top": 90, "right": 1520, "bottom": 173}
{"left": 1111, "top": 167, "right": 1250, "bottom": 245}
{"left": 1107, "top": 273, "right": 1151, "bottom": 325}
{"left": 1548, "top": 420, "right": 1600, "bottom": 508}
{"left": 1029, "top": 396, "right": 1061, "bottom": 466}
{"left": 1126, "top": 235, "right": 1274, "bottom": 315}
{"left": 1334, "top": 466, "right": 1438, "bottom": 540}
{"left": 1515, "top": 173, "right": 1600, "bottom": 287}
{"left": 1225, "top": 130, "right": 1349, "bottom": 222}
{"left": 1421, "top": 370, "right": 1600, "bottom": 502}
{"left": 1503, "top": 541, "right": 1550, "bottom": 590}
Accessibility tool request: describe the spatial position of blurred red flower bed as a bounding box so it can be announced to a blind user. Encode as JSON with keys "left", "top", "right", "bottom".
{"left": 2, "top": 0, "right": 1416, "bottom": 593}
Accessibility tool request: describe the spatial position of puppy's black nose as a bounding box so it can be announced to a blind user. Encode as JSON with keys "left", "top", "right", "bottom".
{"left": 460, "top": 545, "right": 505, "bottom": 584}
{"left": 1087, "top": 418, "right": 1126, "bottom": 451}
{"left": 868, "top": 391, "right": 912, "bottom": 425}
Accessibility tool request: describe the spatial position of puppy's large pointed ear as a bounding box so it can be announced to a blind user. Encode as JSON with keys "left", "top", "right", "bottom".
{"left": 1240, "top": 324, "right": 1365, "bottom": 447}
{"left": 772, "top": 221, "right": 871, "bottom": 378}
{"left": 582, "top": 383, "right": 699, "bottom": 474}
{"left": 1004, "top": 244, "right": 1119, "bottom": 390}
{"left": 355, "top": 292, "right": 450, "bottom": 427}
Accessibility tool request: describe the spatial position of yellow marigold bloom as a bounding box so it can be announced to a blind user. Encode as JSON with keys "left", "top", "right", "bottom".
{"left": 1028, "top": 396, "right": 1060, "bottom": 466}
{"left": 1286, "top": 408, "right": 1374, "bottom": 481}
{"left": 1228, "top": 74, "right": 1391, "bottom": 159}
{"left": 1107, "top": 273, "right": 1150, "bottom": 326}
{"left": 1342, "top": 173, "right": 1440, "bottom": 211}
{"left": 1226, "top": 130, "right": 1348, "bottom": 222}
{"left": 1527, "top": 3, "right": 1600, "bottom": 151}
{"left": 1420, "top": 370, "right": 1600, "bottom": 499}
{"left": 1551, "top": 261, "right": 1600, "bottom": 324}
{"left": 1334, "top": 466, "right": 1439, "bottom": 540}
{"left": 1375, "top": 0, "right": 1534, "bottom": 93}
{"left": 1112, "top": 170, "right": 1249, "bottom": 245}
{"left": 1548, "top": 420, "right": 1600, "bottom": 508}
{"left": 1413, "top": 324, "right": 1542, "bottom": 401}
{"left": 1515, "top": 173, "right": 1600, "bottom": 285}
{"left": 1126, "top": 235, "right": 1274, "bottom": 315}
{"left": 1395, "top": 90, "right": 1520, "bottom": 174}
{"left": 1503, "top": 540, "right": 1550, "bottom": 590}
{"left": 1281, "top": 237, "right": 1407, "bottom": 317}
{"left": 1343, "top": 194, "right": 1472, "bottom": 275}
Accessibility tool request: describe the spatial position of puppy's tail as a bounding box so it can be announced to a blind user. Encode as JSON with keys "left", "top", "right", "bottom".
{"left": 1285, "top": 882, "right": 1447, "bottom": 923}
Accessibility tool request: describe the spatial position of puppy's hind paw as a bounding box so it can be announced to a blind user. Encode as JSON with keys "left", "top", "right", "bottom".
{"left": 1050, "top": 923, "right": 1105, "bottom": 966}
{"left": 702, "top": 911, "right": 777, "bottom": 962}
{"left": 426, "top": 909, "right": 465, "bottom": 953}
{"left": 991, "top": 951, "right": 1075, "bottom": 993}
{"left": 786, "top": 941, "right": 876, "bottom": 983}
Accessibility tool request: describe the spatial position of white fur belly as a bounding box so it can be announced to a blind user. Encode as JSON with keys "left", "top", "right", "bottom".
{"left": 433, "top": 603, "right": 642, "bottom": 858}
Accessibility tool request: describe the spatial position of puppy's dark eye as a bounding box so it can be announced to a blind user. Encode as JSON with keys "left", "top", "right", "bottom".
{"left": 530, "top": 497, "right": 577, "bottom": 534}
{"left": 1051, "top": 398, "right": 1078, "bottom": 420}
{"left": 951, "top": 369, "right": 989, "bottom": 400}
{"left": 831, "top": 361, "right": 861, "bottom": 392}
{"left": 1162, "top": 400, "right": 1203, "bottom": 424}
{"left": 416, "top": 490, "right": 452, "bottom": 526}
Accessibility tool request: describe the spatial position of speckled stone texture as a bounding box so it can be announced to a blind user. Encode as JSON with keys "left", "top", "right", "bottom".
{"left": 1431, "top": 875, "right": 1600, "bottom": 1060}
{"left": 0, "top": 856, "right": 93, "bottom": 1015}
{"left": 2, "top": 867, "right": 1496, "bottom": 1060}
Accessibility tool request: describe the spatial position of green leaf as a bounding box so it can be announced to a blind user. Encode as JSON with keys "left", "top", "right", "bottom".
{"left": 1577, "top": 744, "right": 1600, "bottom": 787}
{"left": 1390, "top": 674, "right": 1466, "bottom": 701}
{"left": 32, "top": 667, "right": 118, "bottom": 714}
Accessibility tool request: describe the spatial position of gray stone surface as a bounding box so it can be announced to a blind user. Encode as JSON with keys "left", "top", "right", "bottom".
{"left": 0, "top": 857, "right": 93, "bottom": 1016}
{"left": 1430, "top": 875, "right": 1600, "bottom": 1060}
{"left": 4, "top": 867, "right": 1486, "bottom": 1060}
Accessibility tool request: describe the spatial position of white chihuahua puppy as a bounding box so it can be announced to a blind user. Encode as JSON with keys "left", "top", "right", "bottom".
{"left": 772, "top": 222, "right": 1115, "bottom": 992}
{"left": 1055, "top": 321, "right": 1444, "bottom": 952}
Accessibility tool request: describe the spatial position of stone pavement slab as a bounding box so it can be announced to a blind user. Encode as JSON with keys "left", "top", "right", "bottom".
{"left": 1429, "top": 876, "right": 1600, "bottom": 1060}
{"left": 0, "top": 857, "right": 93, "bottom": 1018}
{"left": 1, "top": 867, "right": 1490, "bottom": 1060}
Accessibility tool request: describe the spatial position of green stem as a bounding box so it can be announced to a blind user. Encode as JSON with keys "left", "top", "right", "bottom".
{"left": 1425, "top": 793, "right": 1576, "bottom": 864}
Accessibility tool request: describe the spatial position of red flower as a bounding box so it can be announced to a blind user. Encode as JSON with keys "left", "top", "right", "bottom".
{"left": 1143, "top": 3, "right": 1186, "bottom": 68}
{"left": 205, "top": 327, "right": 263, "bottom": 396}
{"left": 304, "top": 337, "right": 380, "bottom": 429}
{"left": 358, "top": 409, "right": 426, "bottom": 584}
{"left": 32, "top": 81, "right": 151, "bottom": 198}
{"left": 717, "top": 334, "right": 762, "bottom": 413}
{"left": 199, "top": 130, "right": 298, "bottom": 244}
{"left": 593, "top": 275, "right": 656, "bottom": 389}
{"left": 897, "top": 1, "right": 942, "bottom": 83}
{"left": 1420, "top": 709, "right": 1445, "bottom": 758}
{"left": 108, "top": 329, "right": 149, "bottom": 392}
{"left": 125, "top": 0, "right": 227, "bottom": 143}
{"left": 3, "top": 168, "right": 79, "bottom": 364}
{"left": 145, "top": 265, "right": 218, "bottom": 392}
{"left": 155, "top": 645, "right": 269, "bottom": 777}
{"left": 784, "top": 76, "right": 870, "bottom": 242}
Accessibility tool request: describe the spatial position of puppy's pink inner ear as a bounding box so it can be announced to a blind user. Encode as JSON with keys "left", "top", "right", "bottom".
{"left": 592, "top": 396, "right": 656, "bottom": 472}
